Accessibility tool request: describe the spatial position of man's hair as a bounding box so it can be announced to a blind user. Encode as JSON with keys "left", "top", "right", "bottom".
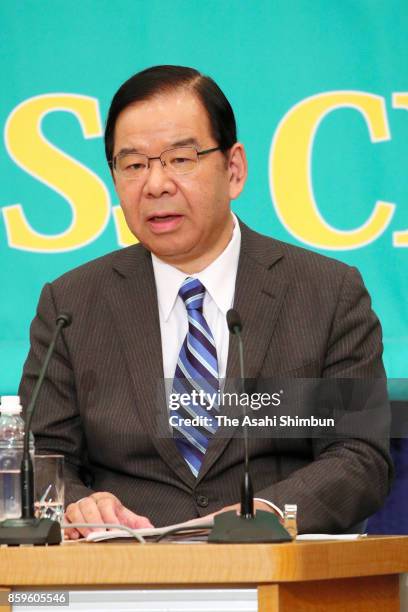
{"left": 104, "top": 65, "right": 237, "bottom": 163}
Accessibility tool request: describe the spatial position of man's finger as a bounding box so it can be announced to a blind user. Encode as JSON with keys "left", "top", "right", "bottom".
{"left": 63, "top": 522, "right": 81, "bottom": 540}
{"left": 94, "top": 497, "right": 122, "bottom": 526}
{"left": 65, "top": 497, "right": 104, "bottom": 538}
{"left": 63, "top": 511, "right": 85, "bottom": 540}
{"left": 90, "top": 492, "right": 119, "bottom": 504}
{"left": 117, "top": 505, "right": 154, "bottom": 529}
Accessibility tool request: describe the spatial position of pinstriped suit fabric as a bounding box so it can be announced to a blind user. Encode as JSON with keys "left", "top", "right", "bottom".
{"left": 18, "top": 220, "right": 392, "bottom": 533}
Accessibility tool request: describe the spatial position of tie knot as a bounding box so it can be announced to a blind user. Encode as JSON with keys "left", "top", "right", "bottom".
{"left": 179, "top": 277, "right": 205, "bottom": 311}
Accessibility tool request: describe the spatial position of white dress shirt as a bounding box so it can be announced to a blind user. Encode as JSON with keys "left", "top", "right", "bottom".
{"left": 152, "top": 213, "right": 240, "bottom": 381}
{"left": 151, "top": 213, "right": 282, "bottom": 518}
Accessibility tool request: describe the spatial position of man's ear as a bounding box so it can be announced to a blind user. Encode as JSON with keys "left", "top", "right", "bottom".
{"left": 227, "top": 142, "right": 248, "bottom": 200}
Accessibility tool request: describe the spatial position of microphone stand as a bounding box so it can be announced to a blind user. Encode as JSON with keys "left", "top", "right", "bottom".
{"left": 0, "top": 313, "right": 71, "bottom": 545}
{"left": 208, "top": 310, "right": 292, "bottom": 543}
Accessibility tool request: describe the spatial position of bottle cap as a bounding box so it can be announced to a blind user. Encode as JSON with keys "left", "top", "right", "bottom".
{"left": 0, "top": 395, "right": 22, "bottom": 415}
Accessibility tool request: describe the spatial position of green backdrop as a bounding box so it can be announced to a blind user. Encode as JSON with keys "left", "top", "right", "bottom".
{"left": 1, "top": 1, "right": 407, "bottom": 394}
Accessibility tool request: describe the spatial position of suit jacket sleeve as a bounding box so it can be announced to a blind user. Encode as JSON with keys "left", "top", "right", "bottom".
{"left": 19, "top": 282, "right": 95, "bottom": 505}
{"left": 254, "top": 266, "right": 393, "bottom": 533}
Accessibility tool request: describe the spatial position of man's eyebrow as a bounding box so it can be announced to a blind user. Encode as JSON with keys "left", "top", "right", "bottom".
{"left": 115, "top": 138, "right": 200, "bottom": 158}
{"left": 171, "top": 137, "right": 199, "bottom": 147}
{"left": 115, "top": 147, "right": 140, "bottom": 157}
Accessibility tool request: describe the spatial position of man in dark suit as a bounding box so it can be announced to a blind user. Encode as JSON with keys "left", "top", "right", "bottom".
{"left": 19, "top": 66, "right": 392, "bottom": 539}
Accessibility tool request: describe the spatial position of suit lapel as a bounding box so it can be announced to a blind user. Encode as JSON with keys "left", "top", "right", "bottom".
{"left": 106, "top": 244, "right": 196, "bottom": 487}
{"left": 196, "top": 222, "right": 288, "bottom": 484}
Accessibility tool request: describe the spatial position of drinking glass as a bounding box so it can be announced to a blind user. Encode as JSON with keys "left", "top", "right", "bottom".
{"left": 34, "top": 454, "right": 64, "bottom": 523}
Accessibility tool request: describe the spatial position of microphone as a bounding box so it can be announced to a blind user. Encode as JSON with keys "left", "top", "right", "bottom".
{"left": 226, "top": 309, "right": 242, "bottom": 335}
{"left": 226, "top": 310, "right": 253, "bottom": 518}
{"left": 208, "top": 309, "right": 291, "bottom": 543}
{"left": 56, "top": 312, "right": 72, "bottom": 328}
{"left": 0, "top": 312, "right": 72, "bottom": 545}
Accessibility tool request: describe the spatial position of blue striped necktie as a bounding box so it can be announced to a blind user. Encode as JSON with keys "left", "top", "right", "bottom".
{"left": 172, "top": 277, "right": 220, "bottom": 476}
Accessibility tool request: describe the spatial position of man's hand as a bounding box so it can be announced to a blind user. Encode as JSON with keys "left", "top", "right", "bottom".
{"left": 64, "top": 492, "right": 154, "bottom": 539}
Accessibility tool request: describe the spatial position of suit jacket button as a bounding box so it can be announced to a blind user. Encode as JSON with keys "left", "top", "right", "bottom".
{"left": 196, "top": 495, "right": 209, "bottom": 508}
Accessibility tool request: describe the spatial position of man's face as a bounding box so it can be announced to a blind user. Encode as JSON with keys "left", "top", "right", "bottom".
{"left": 112, "top": 89, "right": 247, "bottom": 271}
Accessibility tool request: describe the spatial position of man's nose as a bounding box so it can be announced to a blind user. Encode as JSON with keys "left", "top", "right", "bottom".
{"left": 143, "top": 158, "right": 177, "bottom": 198}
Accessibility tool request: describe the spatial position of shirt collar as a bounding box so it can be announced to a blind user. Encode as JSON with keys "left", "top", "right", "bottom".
{"left": 152, "top": 213, "right": 241, "bottom": 321}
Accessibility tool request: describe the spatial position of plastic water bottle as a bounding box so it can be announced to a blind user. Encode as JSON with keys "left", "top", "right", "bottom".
{"left": 0, "top": 396, "right": 35, "bottom": 521}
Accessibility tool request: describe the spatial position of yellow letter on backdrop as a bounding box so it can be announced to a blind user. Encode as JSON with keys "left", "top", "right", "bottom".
{"left": 270, "top": 91, "right": 395, "bottom": 250}
{"left": 112, "top": 205, "right": 138, "bottom": 247}
{"left": 391, "top": 93, "right": 408, "bottom": 247}
{"left": 2, "top": 94, "right": 110, "bottom": 252}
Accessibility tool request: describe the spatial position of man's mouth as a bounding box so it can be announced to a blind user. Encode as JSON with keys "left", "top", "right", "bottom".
{"left": 148, "top": 214, "right": 181, "bottom": 222}
{"left": 146, "top": 213, "right": 184, "bottom": 233}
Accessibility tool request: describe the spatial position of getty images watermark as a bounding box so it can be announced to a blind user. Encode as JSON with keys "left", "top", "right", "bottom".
{"left": 157, "top": 378, "right": 391, "bottom": 439}
{"left": 168, "top": 389, "right": 335, "bottom": 429}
